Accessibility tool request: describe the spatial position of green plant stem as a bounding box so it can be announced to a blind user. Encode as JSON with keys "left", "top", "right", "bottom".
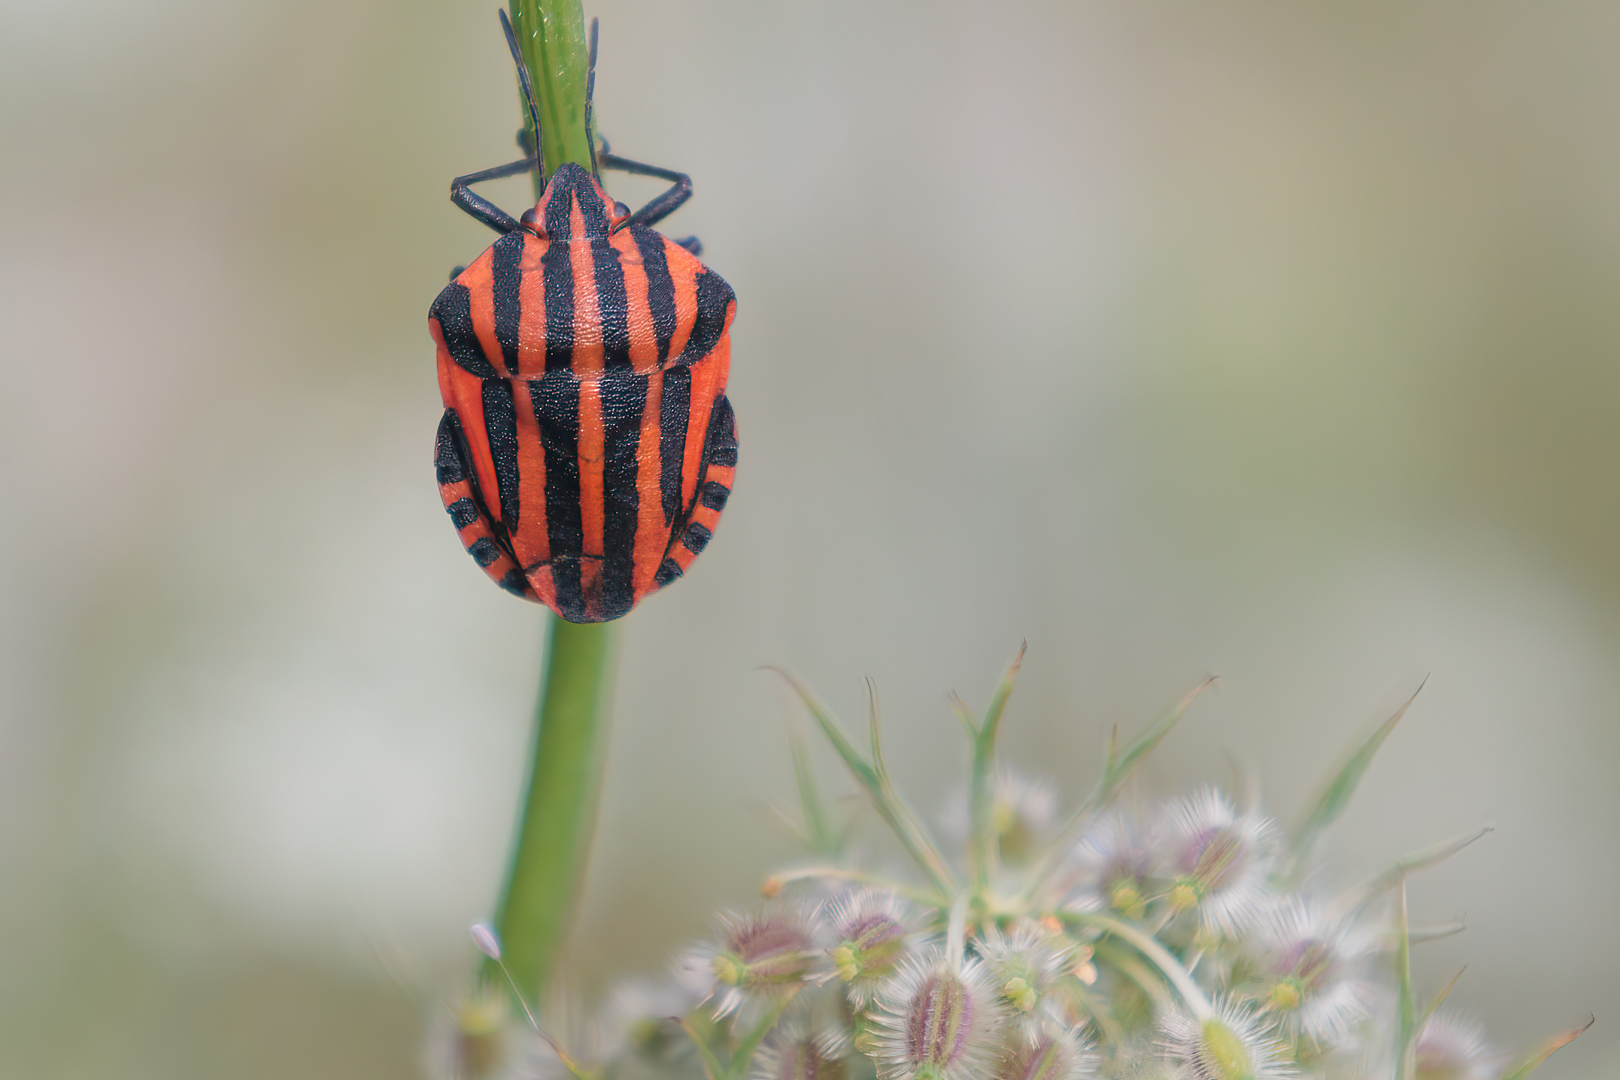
{"left": 477, "top": 0, "right": 611, "bottom": 1008}
{"left": 678, "top": 1017, "right": 725, "bottom": 1080}
{"left": 1070, "top": 911, "right": 1213, "bottom": 1019}
{"left": 1394, "top": 878, "right": 1415, "bottom": 1080}
{"left": 486, "top": 618, "right": 617, "bottom": 1001}
{"left": 509, "top": 0, "right": 594, "bottom": 193}
{"left": 1091, "top": 940, "right": 1173, "bottom": 1011}
{"left": 968, "top": 646, "right": 1024, "bottom": 896}
{"left": 726, "top": 991, "right": 799, "bottom": 1080}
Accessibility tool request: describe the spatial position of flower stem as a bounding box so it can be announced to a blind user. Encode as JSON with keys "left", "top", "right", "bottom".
{"left": 1394, "top": 878, "right": 1415, "bottom": 1080}
{"left": 477, "top": 0, "right": 611, "bottom": 1008}
{"left": 1069, "top": 911, "right": 1213, "bottom": 1019}
{"left": 726, "top": 989, "right": 800, "bottom": 1080}
{"left": 486, "top": 618, "right": 617, "bottom": 1002}
{"left": 509, "top": 0, "right": 594, "bottom": 194}
{"left": 968, "top": 646, "right": 1025, "bottom": 897}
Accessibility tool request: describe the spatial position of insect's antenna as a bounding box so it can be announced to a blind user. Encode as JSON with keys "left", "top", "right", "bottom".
{"left": 585, "top": 17, "right": 601, "bottom": 179}
{"left": 499, "top": 9, "right": 545, "bottom": 176}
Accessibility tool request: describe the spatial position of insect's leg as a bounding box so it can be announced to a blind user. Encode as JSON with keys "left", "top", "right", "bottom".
{"left": 451, "top": 156, "right": 538, "bottom": 234}
{"left": 598, "top": 143, "right": 693, "bottom": 229}
{"left": 653, "top": 394, "right": 737, "bottom": 590}
{"left": 436, "top": 410, "right": 534, "bottom": 599}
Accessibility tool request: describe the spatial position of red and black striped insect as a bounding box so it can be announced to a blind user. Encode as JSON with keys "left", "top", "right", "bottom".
{"left": 430, "top": 13, "right": 736, "bottom": 623}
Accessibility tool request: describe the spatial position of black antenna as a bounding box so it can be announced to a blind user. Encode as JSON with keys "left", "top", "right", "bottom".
{"left": 584, "top": 17, "right": 601, "bottom": 179}
{"left": 499, "top": 9, "right": 545, "bottom": 177}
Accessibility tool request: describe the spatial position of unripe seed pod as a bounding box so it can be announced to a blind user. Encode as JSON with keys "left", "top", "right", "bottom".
{"left": 871, "top": 951, "right": 1007, "bottom": 1080}
{"left": 826, "top": 890, "right": 917, "bottom": 1008}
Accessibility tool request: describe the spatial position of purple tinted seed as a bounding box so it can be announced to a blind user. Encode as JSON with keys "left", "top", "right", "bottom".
{"left": 907, "top": 973, "right": 972, "bottom": 1069}
{"left": 906, "top": 977, "right": 933, "bottom": 1064}
{"left": 1184, "top": 826, "right": 1246, "bottom": 889}
{"left": 1179, "top": 826, "right": 1220, "bottom": 872}
{"left": 1280, "top": 940, "right": 1336, "bottom": 990}
{"left": 846, "top": 912, "right": 904, "bottom": 950}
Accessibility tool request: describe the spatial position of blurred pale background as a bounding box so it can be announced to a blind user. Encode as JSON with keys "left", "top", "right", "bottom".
{"left": 2, "top": 0, "right": 1617, "bottom": 1076}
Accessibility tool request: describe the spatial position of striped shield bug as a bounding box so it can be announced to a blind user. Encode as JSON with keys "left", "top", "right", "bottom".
{"left": 430, "top": 12, "right": 737, "bottom": 623}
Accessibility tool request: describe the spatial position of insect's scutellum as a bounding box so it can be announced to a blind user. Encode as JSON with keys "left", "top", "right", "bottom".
{"left": 431, "top": 14, "right": 736, "bottom": 622}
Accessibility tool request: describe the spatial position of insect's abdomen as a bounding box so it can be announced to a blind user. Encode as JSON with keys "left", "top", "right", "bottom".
{"left": 429, "top": 223, "right": 736, "bottom": 622}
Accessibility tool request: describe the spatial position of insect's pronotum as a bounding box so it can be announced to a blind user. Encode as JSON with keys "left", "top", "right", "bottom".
{"left": 429, "top": 12, "right": 737, "bottom": 623}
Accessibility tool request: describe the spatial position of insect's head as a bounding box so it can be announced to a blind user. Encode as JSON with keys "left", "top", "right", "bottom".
{"left": 518, "top": 165, "right": 627, "bottom": 241}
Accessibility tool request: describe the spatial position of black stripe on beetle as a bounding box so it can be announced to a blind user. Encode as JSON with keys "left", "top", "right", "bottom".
{"left": 530, "top": 369, "right": 584, "bottom": 615}
{"left": 633, "top": 227, "right": 679, "bottom": 362}
{"left": 658, "top": 365, "right": 691, "bottom": 525}
{"left": 676, "top": 270, "right": 734, "bottom": 366}
{"left": 491, "top": 231, "right": 525, "bottom": 374}
{"left": 435, "top": 413, "right": 467, "bottom": 485}
{"left": 707, "top": 395, "right": 738, "bottom": 467}
{"left": 592, "top": 233, "right": 632, "bottom": 370}
{"left": 481, "top": 379, "right": 522, "bottom": 528}
{"left": 541, "top": 227, "right": 574, "bottom": 373}
{"left": 469, "top": 537, "right": 501, "bottom": 567}
{"left": 598, "top": 368, "right": 647, "bottom": 619}
{"left": 699, "top": 481, "right": 730, "bottom": 512}
{"left": 431, "top": 284, "right": 498, "bottom": 379}
{"left": 681, "top": 522, "right": 712, "bottom": 554}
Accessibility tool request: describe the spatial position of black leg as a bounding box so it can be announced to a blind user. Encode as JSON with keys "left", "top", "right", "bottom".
{"left": 673, "top": 237, "right": 702, "bottom": 257}
{"left": 598, "top": 141, "right": 693, "bottom": 229}
{"left": 451, "top": 156, "right": 537, "bottom": 234}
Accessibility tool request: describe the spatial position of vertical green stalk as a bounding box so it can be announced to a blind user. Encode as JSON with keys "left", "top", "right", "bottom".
{"left": 482, "top": 0, "right": 612, "bottom": 1005}
{"left": 967, "top": 647, "right": 1024, "bottom": 897}
{"left": 510, "top": 0, "right": 594, "bottom": 194}
{"left": 486, "top": 618, "right": 616, "bottom": 1001}
{"left": 1393, "top": 877, "right": 1416, "bottom": 1080}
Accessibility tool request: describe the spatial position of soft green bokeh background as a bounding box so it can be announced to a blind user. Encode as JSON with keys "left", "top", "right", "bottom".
{"left": 2, "top": 1, "right": 1616, "bottom": 1076}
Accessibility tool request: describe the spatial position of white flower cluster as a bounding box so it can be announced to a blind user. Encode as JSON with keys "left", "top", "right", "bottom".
{"left": 437, "top": 673, "right": 1584, "bottom": 1080}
